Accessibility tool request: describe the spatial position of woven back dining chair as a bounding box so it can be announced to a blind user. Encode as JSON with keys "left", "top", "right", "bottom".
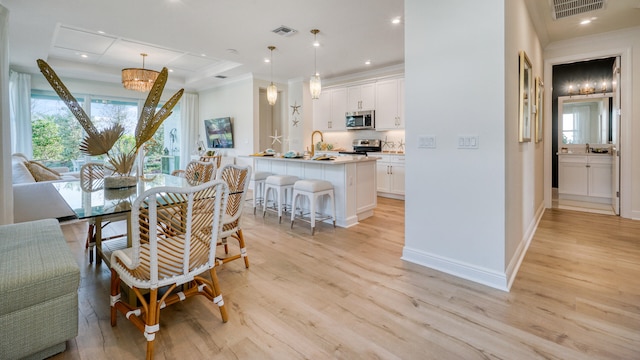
{"left": 216, "top": 164, "right": 252, "bottom": 268}
{"left": 109, "top": 179, "right": 229, "bottom": 360}
{"left": 171, "top": 160, "right": 216, "bottom": 185}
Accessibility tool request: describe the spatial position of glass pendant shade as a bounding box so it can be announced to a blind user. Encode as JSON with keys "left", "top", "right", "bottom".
{"left": 309, "top": 29, "right": 321, "bottom": 99}
{"left": 310, "top": 74, "right": 321, "bottom": 99}
{"left": 266, "top": 46, "right": 277, "bottom": 106}
{"left": 122, "top": 53, "right": 159, "bottom": 92}
{"left": 267, "top": 82, "right": 278, "bottom": 105}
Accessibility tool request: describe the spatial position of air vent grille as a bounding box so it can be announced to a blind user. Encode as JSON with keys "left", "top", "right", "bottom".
{"left": 215, "top": 75, "right": 227, "bottom": 79}
{"left": 552, "top": 0, "right": 606, "bottom": 20}
{"left": 272, "top": 25, "right": 297, "bottom": 37}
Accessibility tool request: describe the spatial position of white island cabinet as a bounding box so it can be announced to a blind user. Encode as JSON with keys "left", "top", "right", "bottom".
{"left": 244, "top": 155, "right": 378, "bottom": 227}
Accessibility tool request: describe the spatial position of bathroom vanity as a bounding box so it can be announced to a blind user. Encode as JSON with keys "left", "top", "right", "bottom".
{"left": 558, "top": 153, "right": 612, "bottom": 203}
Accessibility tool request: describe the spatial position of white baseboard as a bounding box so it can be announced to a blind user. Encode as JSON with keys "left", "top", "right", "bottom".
{"left": 401, "top": 248, "right": 508, "bottom": 291}
{"left": 505, "top": 201, "right": 546, "bottom": 290}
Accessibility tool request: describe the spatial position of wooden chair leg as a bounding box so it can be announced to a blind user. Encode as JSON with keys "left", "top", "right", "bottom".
{"left": 236, "top": 230, "right": 250, "bottom": 268}
{"left": 110, "top": 268, "right": 120, "bottom": 326}
{"left": 209, "top": 267, "right": 228, "bottom": 322}
{"left": 145, "top": 288, "right": 159, "bottom": 360}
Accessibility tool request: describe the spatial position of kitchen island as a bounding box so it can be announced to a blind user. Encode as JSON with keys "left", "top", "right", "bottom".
{"left": 243, "top": 155, "right": 378, "bottom": 227}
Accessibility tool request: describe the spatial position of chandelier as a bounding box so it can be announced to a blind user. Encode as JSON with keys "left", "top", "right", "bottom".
{"left": 309, "top": 29, "right": 321, "bottom": 99}
{"left": 121, "top": 53, "right": 160, "bottom": 92}
{"left": 267, "top": 46, "right": 278, "bottom": 105}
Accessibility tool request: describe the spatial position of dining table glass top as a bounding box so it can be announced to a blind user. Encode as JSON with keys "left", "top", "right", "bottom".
{"left": 53, "top": 174, "right": 191, "bottom": 220}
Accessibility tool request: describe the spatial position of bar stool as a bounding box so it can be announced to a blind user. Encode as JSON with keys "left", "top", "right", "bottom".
{"left": 290, "top": 179, "right": 336, "bottom": 235}
{"left": 251, "top": 171, "right": 272, "bottom": 214}
{"left": 263, "top": 175, "right": 299, "bottom": 223}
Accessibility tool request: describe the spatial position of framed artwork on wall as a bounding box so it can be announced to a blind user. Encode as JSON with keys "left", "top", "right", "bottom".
{"left": 518, "top": 50, "right": 532, "bottom": 143}
{"left": 535, "top": 77, "right": 544, "bottom": 143}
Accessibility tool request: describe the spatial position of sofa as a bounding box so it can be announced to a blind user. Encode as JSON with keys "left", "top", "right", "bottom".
{"left": 0, "top": 218, "right": 80, "bottom": 359}
{"left": 11, "top": 153, "right": 78, "bottom": 185}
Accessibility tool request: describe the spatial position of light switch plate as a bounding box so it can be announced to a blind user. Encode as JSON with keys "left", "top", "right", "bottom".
{"left": 418, "top": 135, "right": 436, "bottom": 149}
{"left": 457, "top": 135, "right": 479, "bottom": 149}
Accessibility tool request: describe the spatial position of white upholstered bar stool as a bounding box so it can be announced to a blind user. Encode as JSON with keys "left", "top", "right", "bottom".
{"left": 263, "top": 175, "right": 299, "bottom": 223}
{"left": 290, "top": 179, "right": 336, "bottom": 235}
{"left": 251, "top": 171, "right": 272, "bottom": 214}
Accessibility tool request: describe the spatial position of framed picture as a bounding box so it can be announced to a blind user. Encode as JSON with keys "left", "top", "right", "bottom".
{"left": 535, "top": 77, "right": 544, "bottom": 143}
{"left": 518, "top": 50, "right": 532, "bottom": 143}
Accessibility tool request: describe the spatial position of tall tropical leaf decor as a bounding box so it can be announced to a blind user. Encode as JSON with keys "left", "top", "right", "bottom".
{"left": 36, "top": 59, "right": 184, "bottom": 181}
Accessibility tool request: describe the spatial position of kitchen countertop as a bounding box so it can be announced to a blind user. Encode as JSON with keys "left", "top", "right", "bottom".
{"left": 242, "top": 154, "right": 380, "bottom": 164}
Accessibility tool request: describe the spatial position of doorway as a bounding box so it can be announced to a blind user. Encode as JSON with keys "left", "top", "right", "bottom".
{"left": 550, "top": 57, "right": 619, "bottom": 216}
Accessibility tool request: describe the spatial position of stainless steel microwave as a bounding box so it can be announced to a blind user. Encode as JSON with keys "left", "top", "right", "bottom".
{"left": 346, "top": 110, "right": 375, "bottom": 130}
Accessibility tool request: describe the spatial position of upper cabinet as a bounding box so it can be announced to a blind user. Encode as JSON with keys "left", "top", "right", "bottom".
{"left": 347, "top": 83, "right": 375, "bottom": 111}
{"left": 375, "top": 77, "right": 404, "bottom": 130}
{"left": 312, "top": 87, "right": 347, "bottom": 131}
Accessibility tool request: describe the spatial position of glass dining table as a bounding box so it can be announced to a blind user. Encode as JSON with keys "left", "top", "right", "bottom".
{"left": 53, "top": 174, "right": 191, "bottom": 266}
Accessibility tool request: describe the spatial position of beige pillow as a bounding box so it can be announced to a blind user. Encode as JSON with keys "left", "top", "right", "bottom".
{"left": 12, "top": 158, "right": 36, "bottom": 184}
{"left": 26, "top": 161, "right": 62, "bottom": 182}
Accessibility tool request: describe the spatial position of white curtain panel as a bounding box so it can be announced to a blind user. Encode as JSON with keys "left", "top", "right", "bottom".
{"left": 179, "top": 92, "right": 199, "bottom": 169}
{"left": 9, "top": 71, "right": 32, "bottom": 157}
{"left": 0, "top": 5, "right": 13, "bottom": 224}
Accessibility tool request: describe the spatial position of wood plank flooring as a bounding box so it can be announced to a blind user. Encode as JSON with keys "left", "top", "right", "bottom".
{"left": 51, "top": 198, "right": 640, "bottom": 359}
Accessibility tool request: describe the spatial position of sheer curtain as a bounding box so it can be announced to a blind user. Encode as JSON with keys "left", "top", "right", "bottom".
{"left": 9, "top": 71, "right": 32, "bottom": 157}
{"left": 1, "top": 5, "right": 13, "bottom": 224}
{"left": 179, "top": 92, "right": 199, "bottom": 169}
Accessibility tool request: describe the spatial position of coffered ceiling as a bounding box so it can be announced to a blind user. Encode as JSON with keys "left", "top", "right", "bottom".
{"left": 2, "top": 0, "right": 639, "bottom": 92}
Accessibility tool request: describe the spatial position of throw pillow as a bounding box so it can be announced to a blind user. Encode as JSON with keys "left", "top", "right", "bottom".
{"left": 26, "top": 161, "right": 62, "bottom": 182}
{"left": 11, "top": 158, "right": 36, "bottom": 184}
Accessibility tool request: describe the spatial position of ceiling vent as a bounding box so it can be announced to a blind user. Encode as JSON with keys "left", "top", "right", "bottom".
{"left": 551, "top": 0, "right": 606, "bottom": 20}
{"left": 215, "top": 75, "right": 227, "bottom": 79}
{"left": 272, "top": 25, "right": 297, "bottom": 37}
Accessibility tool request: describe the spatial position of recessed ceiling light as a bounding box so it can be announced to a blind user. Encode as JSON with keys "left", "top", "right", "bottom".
{"left": 365, "top": 60, "right": 371, "bottom": 65}
{"left": 80, "top": 54, "right": 88, "bottom": 58}
{"left": 392, "top": 17, "right": 401, "bottom": 24}
{"left": 264, "top": 58, "right": 270, "bottom": 63}
{"left": 201, "top": 54, "right": 207, "bottom": 57}
{"left": 168, "top": 69, "right": 174, "bottom": 72}
{"left": 97, "top": 30, "right": 105, "bottom": 34}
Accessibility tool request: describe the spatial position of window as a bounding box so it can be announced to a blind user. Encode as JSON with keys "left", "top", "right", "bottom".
{"left": 31, "top": 91, "right": 181, "bottom": 174}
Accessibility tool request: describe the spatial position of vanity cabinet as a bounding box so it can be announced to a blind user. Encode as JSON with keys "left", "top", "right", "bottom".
{"left": 375, "top": 78, "right": 404, "bottom": 130}
{"left": 347, "top": 83, "right": 375, "bottom": 111}
{"left": 376, "top": 154, "right": 405, "bottom": 199}
{"left": 558, "top": 154, "right": 611, "bottom": 200}
{"left": 312, "top": 87, "right": 347, "bottom": 131}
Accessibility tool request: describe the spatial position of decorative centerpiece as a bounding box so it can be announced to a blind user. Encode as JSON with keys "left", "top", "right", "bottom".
{"left": 36, "top": 59, "right": 184, "bottom": 188}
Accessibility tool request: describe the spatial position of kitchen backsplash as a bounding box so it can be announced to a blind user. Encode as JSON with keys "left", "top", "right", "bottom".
{"left": 321, "top": 129, "right": 405, "bottom": 153}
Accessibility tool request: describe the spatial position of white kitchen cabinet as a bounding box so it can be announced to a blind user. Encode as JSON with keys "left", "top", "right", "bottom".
{"left": 347, "top": 83, "right": 375, "bottom": 111}
{"left": 376, "top": 154, "right": 405, "bottom": 199}
{"left": 312, "top": 87, "right": 347, "bottom": 131}
{"left": 558, "top": 154, "right": 611, "bottom": 200}
{"left": 375, "top": 77, "right": 404, "bottom": 130}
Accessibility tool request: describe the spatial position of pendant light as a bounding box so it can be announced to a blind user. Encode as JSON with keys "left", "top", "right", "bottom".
{"left": 309, "top": 29, "right": 321, "bottom": 99}
{"left": 266, "top": 46, "right": 278, "bottom": 105}
{"left": 121, "top": 53, "right": 159, "bottom": 92}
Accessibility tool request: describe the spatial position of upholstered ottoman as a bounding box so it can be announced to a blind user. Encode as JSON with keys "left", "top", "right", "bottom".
{"left": 0, "top": 219, "right": 80, "bottom": 360}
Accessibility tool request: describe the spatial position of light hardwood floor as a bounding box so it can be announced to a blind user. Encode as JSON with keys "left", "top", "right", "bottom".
{"left": 51, "top": 197, "right": 640, "bottom": 359}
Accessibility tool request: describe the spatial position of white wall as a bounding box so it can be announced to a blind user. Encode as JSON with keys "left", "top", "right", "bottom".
{"left": 403, "top": 0, "right": 544, "bottom": 290}
{"left": 543, "top": 26, "right": 640, "bottom": 219}
{"left": 198, "top": 76, "right": 254, "bottom": 166}
{"left": 0, "top": 5, "right": 12, "bottom": 224}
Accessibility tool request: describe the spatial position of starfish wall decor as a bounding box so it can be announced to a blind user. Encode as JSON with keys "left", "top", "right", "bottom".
{"left": 270, "top": 129, "right": 282, "bottom": 144}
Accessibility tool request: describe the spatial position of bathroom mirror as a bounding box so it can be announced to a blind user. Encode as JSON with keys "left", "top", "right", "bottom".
{"left": 518, "top": 51, "right": 532, "bottom": 142}
{"left": 558, "top": 94, "right": 611, "bottom": 148}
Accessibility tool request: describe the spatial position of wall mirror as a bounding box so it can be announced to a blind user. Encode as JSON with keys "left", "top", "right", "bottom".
{"left": 535, "top": 77, "right": 543, "bottom": 143}
{"left": 557, "top": 94, "right": 612, "bottom": 148}
{"left": 518, "top": 51, "right": 532, "bottom": 142}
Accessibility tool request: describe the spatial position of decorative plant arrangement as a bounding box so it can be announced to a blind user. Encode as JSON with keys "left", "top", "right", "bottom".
{"left": 36, "top": 59, "right": 184, "bottom": 186}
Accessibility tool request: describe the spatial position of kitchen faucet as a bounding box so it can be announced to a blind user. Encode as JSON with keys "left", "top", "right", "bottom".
{"left": 586, "top": 143, "right": 590, "bottom": 153}
{"left": 310, "top": 130, "right": 324, "bottom": 158}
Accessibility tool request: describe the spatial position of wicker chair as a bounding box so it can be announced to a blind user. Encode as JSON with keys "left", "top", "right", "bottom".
{"left": 80, "top": 162, "right": 126, "bottom": 263}
{"left": 200, "top": 154, "right": 222, "bottom": 168}
{"left": 216, "top": 164, "right": 252, "bottom": 268}
{"left": 110, "top": 180, "right": 230, "bottom": 360}
{"left": 171, "top": 160, "right": 216, "bottom": 185}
